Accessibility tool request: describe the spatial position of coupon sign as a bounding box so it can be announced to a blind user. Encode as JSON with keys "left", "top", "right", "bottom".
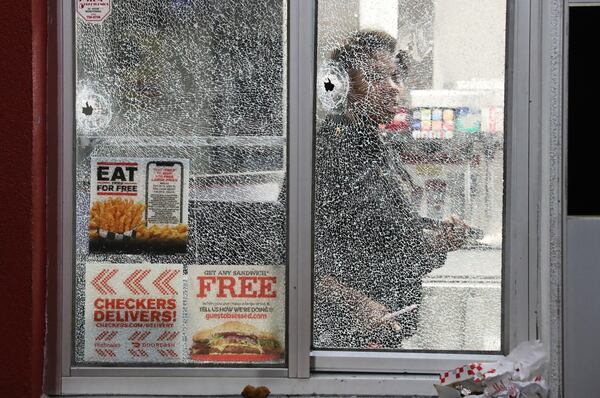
{"left": 89, "top": 157, "right": 189, "bottom": 254}
{"left": 187, "top": 266, "right": 286, "bottom": 364}
{"left": 146, "top": 161, "right": 185, "bottom": 225}
{"left": 84, "top": 263, "right": 183, "bottom": 362}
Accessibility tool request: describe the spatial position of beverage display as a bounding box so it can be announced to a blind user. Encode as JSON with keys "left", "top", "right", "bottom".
{"left": 387, "top": 106, "right": 502, "bottom": 139}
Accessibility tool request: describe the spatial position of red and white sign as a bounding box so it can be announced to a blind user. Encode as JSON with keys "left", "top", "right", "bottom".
{"left": 187, "top": 265, "right": 286, "bottom": 364}
{"left": 77, "top": 1, "right": 112, "bottom": 23}
{"left": 89, "top": 157, "right": 190, "bottom": 254}
{"left": 85, "top": 263, "right": 183, "bottom": 362}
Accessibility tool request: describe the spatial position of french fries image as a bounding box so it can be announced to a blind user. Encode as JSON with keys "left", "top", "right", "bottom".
{"left": 89, "top": 198, "right": 145, "bottom": 234}
{"left": 136, "top": 224, "right": 188, "bottom": 242}
{"left": 89, "top": 198, "right": 188, "bottom": 243}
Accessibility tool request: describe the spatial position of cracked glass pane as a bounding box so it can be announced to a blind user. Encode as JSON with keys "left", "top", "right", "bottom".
{"left": 313, "top": 0, "right": 506, "bottom": 351}
{"left": 74, "top": 0, "right": 287, "bottom": 366}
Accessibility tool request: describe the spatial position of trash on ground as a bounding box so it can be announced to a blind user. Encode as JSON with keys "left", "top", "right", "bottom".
{"left": 434, "top": 340, "right": 548, "bottom": 398}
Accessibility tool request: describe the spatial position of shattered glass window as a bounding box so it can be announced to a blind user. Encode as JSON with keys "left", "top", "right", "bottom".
{"left": 74, "top": 0, "right": 287, "bottom": 366}
{"left": 313, "top": 0, "right": 506, "bottom": 351}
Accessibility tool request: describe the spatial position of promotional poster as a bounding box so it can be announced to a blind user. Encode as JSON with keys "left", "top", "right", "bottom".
{"left": 89, "top": 157, "right": 189, "bottom": 253}
{"left": 187, "top": 265, "right": 286, "bottom": 364}
{"left": 84, "top": 263, "right": 184, "bottom": 362}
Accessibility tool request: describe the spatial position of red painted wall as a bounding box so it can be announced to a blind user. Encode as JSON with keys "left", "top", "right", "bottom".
{"left": 0, "top": 1, "right": 47, "bottom": 397}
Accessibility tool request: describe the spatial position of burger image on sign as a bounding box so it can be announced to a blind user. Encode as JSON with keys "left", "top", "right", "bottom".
{"left": 190, "top": 321, "right": 283, "bottom": 362}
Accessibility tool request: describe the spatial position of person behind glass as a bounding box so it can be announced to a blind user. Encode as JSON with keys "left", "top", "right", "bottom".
{"left": 313, "top": 30, "right": 468, "bottom": 349}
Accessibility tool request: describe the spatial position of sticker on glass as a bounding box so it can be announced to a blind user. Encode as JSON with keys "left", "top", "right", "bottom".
{"left": 187, "top": 265, "right": 286, "bottom": 364}
{"left": 84, "top": 263, "right": 183, "bottom": 362}
{"left": 76, "top": 0, "right": 112, "bottom": 24}
{"left": 89, "top": 158, "right": 189, "bottom": 254}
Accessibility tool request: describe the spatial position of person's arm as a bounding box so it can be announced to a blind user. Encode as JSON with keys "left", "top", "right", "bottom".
{"left": 424, "top": 214, "right": 469, "bottom": 251}
{"left": 382, "top": 139, "right": 470, "bottom": 256}
{"left": 420, "top": 214, "right": 469, "bottom": 271}
{"left": 316, "top": 275, "right": 402, "bottom": 333}
{"left": 421, "top": 229, "right": 449, "bottom": 271}
{"left": 380, "top": 175, "right": 468, "bottom": 272}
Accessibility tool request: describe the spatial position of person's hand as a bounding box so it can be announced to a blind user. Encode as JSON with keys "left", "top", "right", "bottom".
{"left": 355, "top": 294, "right": 402, "bottom": 333}
{"left": 439, "top": 214, "right": 468, "bottom": 252}
{"left": 318, "top": 275, "right": 402, "bottom": 332}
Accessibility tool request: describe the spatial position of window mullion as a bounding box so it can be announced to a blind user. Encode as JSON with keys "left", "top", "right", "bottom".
{"left": 505, "top": 0, "right": 534, "bottom": 351}
{"left": 287, "top": 0, "right": 316, "bottom": 379}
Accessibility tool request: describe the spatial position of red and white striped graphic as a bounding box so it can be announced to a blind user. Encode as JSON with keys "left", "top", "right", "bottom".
{"left": 128, "top": 348, "right": 149, "bottom": 358}
{"left": 153, "top": 269, "right": 180, "bottom": 295}
{"left": 95, "top": 331, "right": 118, "bottom": 341}
{"left": 123, "top": 269, "right": 151, "bottom": 295}
{"left": 91, "top": 269, "right": 118, "bottom": 294}
{"left": 128, "top": 331, "right": 151, "bottom": 341}
{"left": 96, "top": 348, "right": 116, "bottom": 358}
{"left": 157, "top": 349, "right": 178, "bottom": 358}
{"left": 157, "top": 331, "right": 179, "bottom": 341}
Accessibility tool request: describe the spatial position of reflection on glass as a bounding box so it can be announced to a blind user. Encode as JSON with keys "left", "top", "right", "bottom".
{"left": 74, "top": 0, "right": 287, "bottom": 366}
{"left": 313, "top": 0, "right": 506, "bottom": 351}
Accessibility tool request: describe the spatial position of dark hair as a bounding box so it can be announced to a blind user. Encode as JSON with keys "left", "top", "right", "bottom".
{"left": 330, "top": 30, "right": 397, "bottom": 71}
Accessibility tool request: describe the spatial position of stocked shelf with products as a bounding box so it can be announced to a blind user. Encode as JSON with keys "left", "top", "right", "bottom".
{"left": 380, "top": 91, "right": 505, "bottom": 244}
{"left": 382, "top": 105, "right": 504, "bottom": 141}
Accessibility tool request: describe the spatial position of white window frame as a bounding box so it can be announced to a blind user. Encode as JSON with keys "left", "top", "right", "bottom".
{"left": 44, "top": 0, "right": 540, "bottom": 395}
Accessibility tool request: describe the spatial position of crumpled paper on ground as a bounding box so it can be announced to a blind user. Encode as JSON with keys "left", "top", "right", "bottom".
{"left": 434, "top": 340, "right": 548, "bottom": 398}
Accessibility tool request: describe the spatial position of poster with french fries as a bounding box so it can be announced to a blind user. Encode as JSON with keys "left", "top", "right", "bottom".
{"left": 89, "top": 158, "right": 189, "bottom": 254}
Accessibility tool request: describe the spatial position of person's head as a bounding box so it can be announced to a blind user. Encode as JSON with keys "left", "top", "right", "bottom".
{"left": 330, "top": 30, "right": 404, "bottom": 123}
